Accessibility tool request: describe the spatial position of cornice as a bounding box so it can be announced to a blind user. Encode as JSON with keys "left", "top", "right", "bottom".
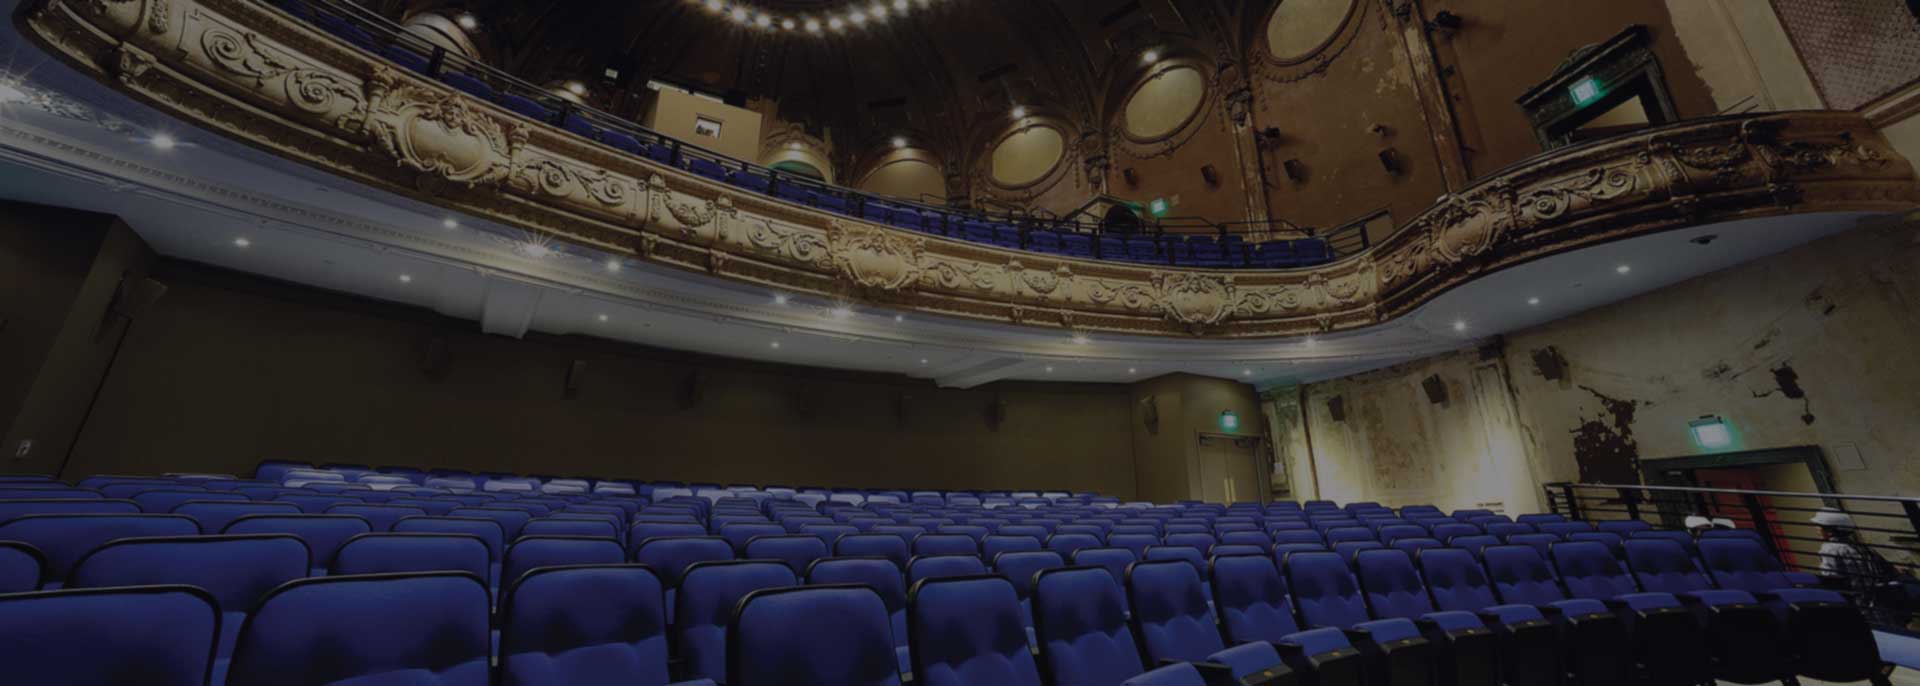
{"left": 20, "top": 0, "right": 1920, "bottom": 340}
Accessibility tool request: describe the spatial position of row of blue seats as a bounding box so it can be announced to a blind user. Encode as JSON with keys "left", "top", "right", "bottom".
{"left": 0, "top": 531, "right": 1884, "bottom": 686}
{"left": 269, "top": 1, "right": 1336, "bottom": 271}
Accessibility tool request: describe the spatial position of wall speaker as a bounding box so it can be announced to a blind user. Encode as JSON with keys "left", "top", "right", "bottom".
{"left": 1122, "top": 167, "right": 1139, "bottom": 188}
{"left": 1283, "top": 159, "right": 1307, "bottom": 183}
{"left": 1378, "top": 148, "right": 1402, "bottom": 176}
{"left": 1326, "top": 395, "right": 1346, "bottom": 422}
{"left": 1531, "top": 346, "right": 1567, "bottom": 381}
{"left": 675, "top": 370, "right": 702, "bottom": 410}
{"left": 95, "top": 274, "right": 168, "bottom": 342}
{"left": 1200, "top": 164, "right": 1220, "bottom": 188}
{"left": 1421, "top": 374, "right": 1448, "bottom": 405}
{"left": 986, "top": 396, "right": 1007, "bottom": 432}
{"left": 564, "top": 360, "right": 587, "bottom": 398}
{"left": 893, "top": 392, "right": 912, "bottom": 428}
{"left": 1140, "top": 395, "right": 1160, "bottom": 435}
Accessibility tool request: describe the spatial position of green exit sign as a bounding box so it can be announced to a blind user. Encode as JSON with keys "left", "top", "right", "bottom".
{"left": 1219, "top": 410, "right": 1239, "bottom": 432}
{"left": 1569, "top": 77, "right": 1605, "bottom": 108}
{"left": 1148, "top": 198, "right": 1171, "bottom": 217}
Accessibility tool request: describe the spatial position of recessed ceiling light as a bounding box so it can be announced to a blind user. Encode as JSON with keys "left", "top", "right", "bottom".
{"left": 1142, "top": 49, "right": 1160, "bottom": 64}
{"left": 1452, "top": 319, "right": 1468, "bottom": 332}
{"left": 1044, "top": 365, "right": 1054, "bottom": 373}
{"left": 1615, "top": 264, "right": 1632, "bottom": 275}
{"left": 830, "top": 305, "right": 853, "bottom": 319}
{"left": 1302, "top": 336, "right": 1317, "bottom": 348}
{"left": 703, "top": 0, "right": 723, "bottom": 12}
{"left": 893, "top": 0, "right": 909, "bottom": 11}
{"left": 893, "top": 314, "right": 904, "bottom": 322}
{"left": 605, "top": 259, "right": 622, "bottom": 272}
{"left": 892, "top": 136, "right": 907, "bottom": 149}
{"left": 149, "top": 133, "right": 177, "bottom": 150}
{"left": 919, "top": 358, "right": 928, "bottom": 365}
{"left": 1242, "top": 369, "right": 1253, "bottom": 376}
{"left": 1011, "top": 106, "right": 1027, "bottom": 118}
{"left": 828, "top": 16, "right": 845, "bottom": 30}
{"left": 1071, "top": 333, "right": 1090, "bottom": 345}
{"left": 1128, "top": 367, "right": 1137, "bottom": 374}
{"left": 398, "top": 274, "right": 413, "bottom": 284}
{"left": 232, "top": 237, "right": 251, "bottom": 248}
{"left": 781, "top": 17, "right": 797, "bottom": 29}
{"left": 597, "top": 314, "right": 609, "bottom": 322}
{"left": 871, "top": 4, "right": 887, "bottom": 19}
{"left": 565, "top": 81, "right": 586, "bottom": 95}
{"left": 804, "top": 18, "right": 821, "bottom": 32}
{"left": 773, "top": 293, "right": 789, "bottom": 305}
{"left": 770, "top": 340, "right": 781, "bottom": 349}
{"left": 754, "top": 13, "right": 772, "bottom": 28}
{"left": 0, "top": 82, "right": 28, "bottom": 103}
{"left": 441, "top": 217, "right": 459, "bottom": 229}
{"left": 729, "top": 7, "right": 748, "bottom": 22}
{"left": 521, "top": 242, "right": 552, "bottom": 258}
{"left": 849, "top": 11, "right": 867, "bottom": 24}
{"left": 455, "top": 13, "right": 478, "bottom": 30}
{"left": 1527, "top": 296, "right": 1541, "bottom": 306}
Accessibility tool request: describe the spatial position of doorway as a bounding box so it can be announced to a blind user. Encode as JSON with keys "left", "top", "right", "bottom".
{"left": 1198, "top": 433, "right": 1262, "bottom": 504}
{"left": 1641, "top": 446, "right": 1836, "bottom": 568}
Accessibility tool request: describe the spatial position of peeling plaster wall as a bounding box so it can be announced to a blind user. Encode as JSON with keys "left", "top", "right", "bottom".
{"left": 1274, "top": 219, "right": 1920, "bottom": 511}
{"left": 1289, "top": 349, "right": 1544, "bottom": 513}
{"left": 1503, "top": 219, "right": 1920, "bottom": 498}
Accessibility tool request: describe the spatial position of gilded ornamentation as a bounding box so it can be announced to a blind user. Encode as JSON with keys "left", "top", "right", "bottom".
{"left": 827, "top": 220, "right": 925, "bottom": 292}
{"left": 365, "top": 68, "right": 514, "bottom": 187}
{"left": 1155, "top": 272, "right": 1235, "bottom": 326}
{"left": 27, "top": 0, "right": 1916, "bottom": 340}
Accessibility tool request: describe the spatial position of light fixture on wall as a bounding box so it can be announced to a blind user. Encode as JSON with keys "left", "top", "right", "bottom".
{"left": 1011, "top": 105, "right": 1028, "bottom": 119}
{"left": 1141, "top": 49, "right": 1160, "bottom": 65}
{"left": 891, "top": 136, "right": 908, "bottom": 149}
{"left": 1689, "top": 415, "right": 1735, "bottom": 450}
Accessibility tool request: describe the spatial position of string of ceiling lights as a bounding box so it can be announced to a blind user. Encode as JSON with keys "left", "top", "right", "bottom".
{"left": 694, "top": 0, "right": 938, "bottom": 33}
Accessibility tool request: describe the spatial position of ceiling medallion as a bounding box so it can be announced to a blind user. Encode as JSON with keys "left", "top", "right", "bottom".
{"left": 691, "top": 0, "right": 941, "bottom": 36}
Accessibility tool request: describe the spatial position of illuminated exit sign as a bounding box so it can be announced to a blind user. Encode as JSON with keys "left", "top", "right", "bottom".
{"left": 1569, "top": 76, "right": 1605, "bottom": 108}
{"left": 1148, "top": 197, "right": 1171, "bottom": 217}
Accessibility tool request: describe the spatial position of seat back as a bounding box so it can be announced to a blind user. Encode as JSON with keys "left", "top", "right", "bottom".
{"left": 1032, "top": 567, "right": 1148, "bottom": 686}
{"left": 1105, "top": 533, "right": 1159, "bottom": 558}
{"left": 393, "top": 516, "right": 505, "bottom": 561}
{"left": 914, "top": 533, "right": 981, "bottom": 559}
{"left": 1568, "top": 532, "right": 1626, "bottom": 559}
{"left": 135, "top": 490, "right": 246, "bottom": 512}
{"left": 324, "top": 504, "right": 424, "bottom": 532}
{"left": 502, "top": 536, "right": 625, "bottom": 588}
{"left": 223, "top": 514, "right": 371, "bottom": 571}
{"left": 173, "top": 501, "right": 302, "bottom": 533}
{"left": 1623, "top": 538, "right": 1714, "bottom": 594}
{"left": 1537, "top": 521, "right": 1595, "bottom": 538}
{"left": 808, "top": 556, "right": 908, "bottom": 645}
{"left": 675, "top": 561, "right": 799, "bottom": 682}
{"left": 1505, "top": 532, "right": 1561, "bottom": 559}
{"left": 908, "top": 575, "right": 1043, "bottom": 686}
{"left": 1046, "top": 533, "right": 1103, "bottom": 559}
{"left": 631, "top": 536, "right": 735, "bottom": 588}
{"left": 0, "top": 585, "right": 220, "bottom": 686}
{"left": 0, "top": 541, "right": 44, "bottom": 592}
{"left": 499, "top": 565, "right": 673, "bottom": 686}
{"left": 332, "top": 533, "right": 490, "bottom": 582}
{"left": 720, "top": 523, "right": 789, "bottom": 553}
{"left": 1282, "top": 551, "right": 1371, "bottom": 629}
{"left": 1142, "top": 545, "right": 1208, "bottom": 581}
{"left": 522, "top": 518, "right": 618, "bottom": 540}
{"left": 68, "top": 534, "right": 308, "bottom": 618}
{"left": 909, "top": 554, "right": 988, "bottom": 585}
{"left": 1353, "top": 548, "right": 1438, "bottom": 622}
{"left": 993, "top": 550, "right": 1065, "bottom": 601}
{"left": 1630, "top": 529, "right": 1699, "bottom": 557}
{"left": 1482, "top": 545, "right": 1566, "bottom": 605}
{"left": 1697, "top": 537, "right": 1793, "bottom": 593}
{"left": 0, "top": 513, "right": 200, "bottom": 584}
{"left": 1209, "top": 553, "right": 1300, "bottom": 643}
{"left": 1430, "top": 522, "right": 1480, "bottom": 543}
{"left": 1072, "top": 547, "right": 1138, "bottom": 590}
{"left": 728, "top": 586, "right": 903, "bottom": 686}
{"left": 1417, "top": 547, "right": 1500, "bottom": 612}
{"left": 839, "top": 533, "right": 912, "bottom": 570}
{"left": 1551, "top": 540, "right": 1638, "bottom": 600}
{"left": 1126, "top": 560, "right": 1224, "bottom": 663}
{"left": 1450, "top": 535, "right": 1502, "bottom": 558}
{"left": 226, "top": 572, "right": 491, "bottom": 686}
{"left": 1485, "top": 522, "right": 1536, "bottom": 540}
{"left": 1597, "top": 520, "right": 1653, "bottom": 536}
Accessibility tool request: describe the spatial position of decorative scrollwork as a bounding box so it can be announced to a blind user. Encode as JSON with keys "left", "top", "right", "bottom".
{"left": 743, "top": 218, "right": 829, "bottom": 267}
{"left": 828, "top": 220, "right": 925, "bottom": 292}
{"left": 365, "top": 69, "right": 515, "bottom": 187}
{"left": 1155, "top": 272, "right": 1236, "bottom": 326}
{"left": 202, "top": 27, "right": 296, "bottom": 86}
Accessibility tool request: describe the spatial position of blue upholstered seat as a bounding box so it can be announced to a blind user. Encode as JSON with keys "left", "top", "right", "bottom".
{"left": 0, "top": 513, "right": 200, "bottom": 588}
{"left": 223, "top": 513, "right": 371, "bottom": 574}
{"left": 745, "top": 534, "right": 830, "bottom": 575}
{"left": 728, "top": 586, "right": 901, "bottom": 686}
{"left": 502, "top": 536, "right": 625, "bottom": 589}
{"left": 675, "top": 561, "right": 798, "bottom": 682}
{"left": 500, "top": 564, "right": 713, "bottom": 686}
{"left": 226, "top": 572, "right": 491, "bottom": 686}
{"left": 908, "top": 575, "right": 1042, "bottom": 686}
{"left": 0, "top": 585, "right": 221, "bottom": 686}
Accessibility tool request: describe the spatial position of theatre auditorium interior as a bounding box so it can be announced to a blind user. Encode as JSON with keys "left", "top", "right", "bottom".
{"left": 7, "top": 0, "right": 1920, "bottom": 684}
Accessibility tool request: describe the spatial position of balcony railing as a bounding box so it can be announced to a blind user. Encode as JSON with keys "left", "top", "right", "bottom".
{"left": 1546, "top": 481, "right": 1920, "bottom": 631}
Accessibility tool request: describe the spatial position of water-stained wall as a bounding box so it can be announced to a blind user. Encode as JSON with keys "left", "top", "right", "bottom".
{"left": 1272, "top": 217, "right": 1920, "bottom": 511}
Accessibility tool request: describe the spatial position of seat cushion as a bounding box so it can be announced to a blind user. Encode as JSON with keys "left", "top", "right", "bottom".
{"left": 1421, "top": 610, "right": 1485, "bottom": 632}
{"left": 1480, "top": 603, "right": 1546, "bottom": 625}
{"left": 1353, "top": 617, "right": 1421, "bottom": 643}
{"left": 1548, "top": 598, "right": 1610, "bottom": 617}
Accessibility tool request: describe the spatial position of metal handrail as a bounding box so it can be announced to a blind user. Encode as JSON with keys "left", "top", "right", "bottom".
{"left": 1559, "top": 482, "right": 1920, "bottom": 504}
{"left": 268, "top": 0, "right": 1370, "bottom": 265}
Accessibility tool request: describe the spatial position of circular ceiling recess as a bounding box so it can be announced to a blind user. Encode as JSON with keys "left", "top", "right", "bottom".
{"left": 1266, "top": 0, "right": 1356, "bottom": 63}
{"left": 990, "top": 127, "right": 1065, "bottom": 187}
{"left": 1123, "top": 66, "right": 1207, "bottom": 140}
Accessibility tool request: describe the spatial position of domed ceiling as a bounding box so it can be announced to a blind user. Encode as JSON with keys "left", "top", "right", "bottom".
{"left": 368, "top": 0, "right": 1268, "bottom": 187}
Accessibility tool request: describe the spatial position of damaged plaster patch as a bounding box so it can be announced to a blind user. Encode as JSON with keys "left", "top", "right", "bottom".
{"left": 1752, "top": 362, "right": 1817, "bottom": 425}
{"left": 1571, "top": 386, "right": 1647, "bottom": 484}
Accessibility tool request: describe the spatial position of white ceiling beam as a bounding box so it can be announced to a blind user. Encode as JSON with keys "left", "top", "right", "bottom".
{"left": 478, "top": 275, "right": 543, "bottom": 338}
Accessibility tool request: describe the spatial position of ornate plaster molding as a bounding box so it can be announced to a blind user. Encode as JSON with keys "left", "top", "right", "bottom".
{"left": 21, "top": 0, "right": 1920, "bottom": 339}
